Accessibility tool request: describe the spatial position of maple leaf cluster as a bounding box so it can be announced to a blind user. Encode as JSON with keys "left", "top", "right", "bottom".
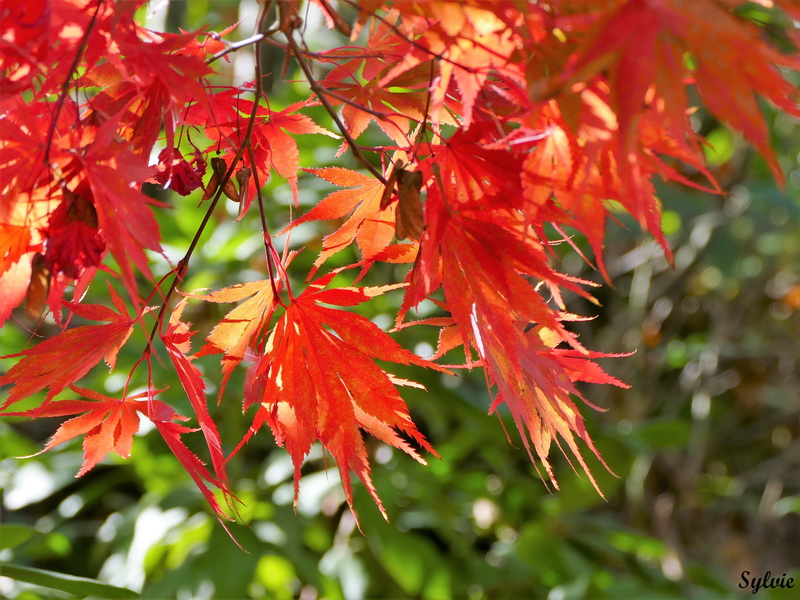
{"left": 1, "top": 0, "right": 799, "bottom": 529}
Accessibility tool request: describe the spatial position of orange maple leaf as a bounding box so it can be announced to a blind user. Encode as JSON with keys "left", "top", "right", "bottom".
{"left": 403, "top": 193, "right": 625, "bottom": 491}
{"left": 558, "top": 0, "right": 800, "bottom": 184}
{"left": 190, "top": 278, "right": 281, "bottom": 396}
{"left": 324, "top": 60, "right": 427, "bottom": 151}
{"left": 203, "top": 100, "right": 335, "bottom": 210}
{"left": 0, "top": 223, "right": 31, "bottom": 277}
{"left": 2, "top": 386, "right": 149, "bottom": 477}
{"left": 1, "top": 383, "right": 235, "bottom": 531}
{"left": 0, "top": 284, "right": 136, "bottom": 410}
{"left": 381, "top": 2, "right": 524, "bottom": 128}
{"left": 243, "top": 273, "right": 447, "bottom": 521}
{"left": 162, "top": 299, "right": 229, "bottom": 490}
{"left": 287, "top": 167, "right": 396, "bottom": 269}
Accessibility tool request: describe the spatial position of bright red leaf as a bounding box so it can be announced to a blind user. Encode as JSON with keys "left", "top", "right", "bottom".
{"left": 2, "top": 386, "right": 148, "bottom": 476}
{"left": 0, "top": 284, "right": 136, "bottom": 410}
{"left": 243, "top": 273, "right": 447, "bottom": 521}
{"left": 161, "top": 299, "right": 228, "bottom": 488}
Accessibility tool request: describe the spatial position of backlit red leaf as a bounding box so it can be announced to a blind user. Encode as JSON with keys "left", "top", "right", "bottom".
{"left": 0, "top": 284, "right": 136, "bottom": 410}
{"left": 1, "top": 386, "right": 149, "bottom": 476}
{"left": 244, "top": 274, "right": 446, "bottom": 521}
{"left": 162, "top": 299, "right": 228, "bottom": 488}
{"left": 287, "top": 167, "right": 395, "bottom": 268}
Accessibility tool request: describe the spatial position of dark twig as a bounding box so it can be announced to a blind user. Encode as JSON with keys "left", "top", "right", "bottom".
{"left": 43, "top": 0, "right": 105, "bottom": 169}
{"left": 143, "top": 3, "right": 274, "bottom": 352}
{"left": 249, "top": 31, "right": 293, "bottom": 302}
{"left": 260, "top": 35, "right": 395, "bottom": 61}
{"left": 247, "top": 145, "right": 293, "bottom": 303}
{"left": 286, "top": 32, "right": 388, "bottom": 185}
{"left": 410, "top": 60, "right": 436, "bottom": 161}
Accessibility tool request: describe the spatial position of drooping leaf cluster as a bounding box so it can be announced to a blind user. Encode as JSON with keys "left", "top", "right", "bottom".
{"left": 1, "top": 0, "right": 799, "bottom": 529}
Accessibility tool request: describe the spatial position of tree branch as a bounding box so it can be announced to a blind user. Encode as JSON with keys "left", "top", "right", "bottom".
{"left": 286, "top": 32, "right": 388, "bottom": 186}
{"left": 206, "top": 33, "right": 266, "bottom": 66}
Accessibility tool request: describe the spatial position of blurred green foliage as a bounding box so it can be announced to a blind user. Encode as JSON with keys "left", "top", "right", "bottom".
{"left": 1, "top": 3, "right": 799, "bottom": 599}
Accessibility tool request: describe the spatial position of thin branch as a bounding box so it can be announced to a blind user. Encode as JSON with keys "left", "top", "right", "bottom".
{"left": 143, "top": 165, "right": 231, "bottom": 352}
{"left": 323, "top": 86, "right": 425, "bottom": 124}
{"left": 247, "top": 144, "right": 293, "bottom": 303}
{"left": 249, "top": 28, "right": 292, "bottom": 303}
{"left": 43, "top": 0, "right": 105, "bottom": 168}
{"left": 206, "top": 33, "right": 265, "bottom": 66}
{"left": 317, "top": 0, "right": 352, "bottom": 37}
{"left": 286, "top": 32, "right": 388, "bottom": 185}
{"left": 410, "top": 60, "right": 436, "bottom": 161}
{"left": 260, "top": 35, "right": 395, "bottom": 61}
{"left": 143, "top": 3, "right": 274, "bottom": 352}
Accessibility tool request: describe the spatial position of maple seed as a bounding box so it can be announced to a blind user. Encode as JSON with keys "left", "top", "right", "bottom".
{"left": 25, "top": 253, "right": 51, "bottom": 320}
{"left": 73, "top": 195, "right": 99, "bottom": 229}
{"left": 201, "top": 157, "right": 222, "bottom": 200}
{"left": 379, "top": 161, "right": 402, "bottom": 210}
{"left": 395, "top": 169, "right": 424, "bottom": 241}
{"left": 202, "top": 157, "right": 240, "bottom": 202}
{"left": 234, "top": 167, "right": 251, "bottom": 203}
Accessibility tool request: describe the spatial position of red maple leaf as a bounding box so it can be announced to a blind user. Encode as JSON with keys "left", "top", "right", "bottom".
{"left": 556, "top": 0, "right": 800, "bottom": 184}
{"left": 0, "top": 0, "right": 50, "bottom": 96}
{"left": 381, "top": 2, "right": 524, "bottom": 128}
{"left": 0, "top": 223, "right": 31, "bottom": 277}
{"left": 191, "top": 278, "right": 280, "bottom": 396}
{"left": 152, "top": 147, "right": 206, "bottom": 196}
{"left": 1, "top": 383, "right": 235, "bottom": 531}
{"left": 243, "top": 273, "right": 447, "bottom": 521}
{"left": 286, "top": 167, "right": 396, "bottom": 269}
{"left": 0, "top": 284, "right": 136, "bottom": 410}
{"left": 201, "top": 99, "right": 334, "bottom": 210}
{"left": 151, "top": 417, "right": 234, "bottom": 533}
{"left": 419, "top": 122, "right": 525, "bottom": 209}
{"left": 0, "top": 259, "right": 32, "bottom": 328}
{"left": 81, "top": 129, "right": 164, "bottom": 306}
{"left": 323, "top": 58, "right": 428, "bottom": 151}
{"left": 79, "top": 28, "right": 213, "bottom": 158}
{"left": 2, "top": 386, "right": 149, "bottom": 477}
{"left": 43, "top": 188, "right": 106, "bottom": 279}
{"left": 161, "top": 299, "right": 228, "bottom": 488}
{"left": 402, "top": 189, "right": 624, "bottom": 490}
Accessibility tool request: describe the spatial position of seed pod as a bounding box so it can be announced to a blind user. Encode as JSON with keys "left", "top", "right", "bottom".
{"left": 234, "top": 167, "right": 251, "bottom": 204}
{"left": 25, "top": 253, "right": 51, "bottom": 320}
{"left": 379, "top": 160, "right": 403, "bottom": 210}
{"left": 203, "top": 157, "right": 239, "bottom": 202}
{"left": 202, "top": 157, "right": 223, "bottom": 200}
{"left": 395, "top": 169, "right": 424, "bottom": 241}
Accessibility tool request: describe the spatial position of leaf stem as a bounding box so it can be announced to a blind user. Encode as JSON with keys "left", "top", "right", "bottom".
{"left": 143, "top": 2, "right": 275, "bottom": 352}
{"left": 248, "top": 34, "right": 293, "bottom": 303}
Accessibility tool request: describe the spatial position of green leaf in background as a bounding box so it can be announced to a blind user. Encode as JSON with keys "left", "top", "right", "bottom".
{"left": 703, "top": 127, "right": 736, "bottom": 166}
{"left": 0, "top": 524, "right": 37, "bottom": 550}
{"left": 0, "top": 563, "right": 139, "bottom": 598}
{"left": 379, "top": 533, "right": 444, "bottom": 596}
{"left": 623, "top": 418, "right": 691, "bottom": 449}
